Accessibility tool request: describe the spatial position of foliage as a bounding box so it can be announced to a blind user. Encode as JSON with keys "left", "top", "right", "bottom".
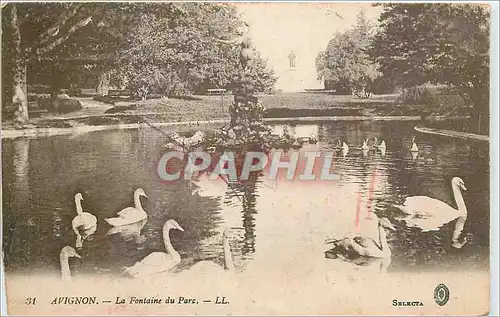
{"left": 204, "top": 100, "right": 273, "bottom": 153}
{"left": 316, "top": 10, "right": 381, "bottom": 98}
{"left": 116, "top": 3, "right": 276, "bottom": 96}
{"left": 7, "top": 3, "right": 135, "bottom": 91}
{"left": 2, "top": 2, "right": 277, "bottom": 121}
{"left": 397, "top": 84, "right": 466, "bottom": 112}
{"left": 371, "top": 3, "right": 490, "bottom": 114}
{"left": 245, "top": 52, "right": 278, "bottom": 94}
{"left": 2, "top": 3, "right": 96, "bottom": 121}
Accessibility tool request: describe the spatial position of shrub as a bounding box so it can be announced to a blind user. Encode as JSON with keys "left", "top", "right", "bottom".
{"left": 397, "top": 84, "right": 464, "bottom": 106}
{"left": 38, "top": 97, "right": 82, "bottom": 113}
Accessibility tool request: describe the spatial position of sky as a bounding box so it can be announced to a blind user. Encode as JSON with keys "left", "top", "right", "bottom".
{"left": 236, "top": 3, "right": 382, "bottom": 91}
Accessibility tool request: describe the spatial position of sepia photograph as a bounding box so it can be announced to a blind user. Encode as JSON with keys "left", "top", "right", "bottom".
{"left": 1, "top": 1, "right": 498, "bottom": 315}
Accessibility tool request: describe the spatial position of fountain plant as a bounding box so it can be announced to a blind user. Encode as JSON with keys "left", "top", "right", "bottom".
{"left": 202, "top": 73, "right": 298, "bottom": 154}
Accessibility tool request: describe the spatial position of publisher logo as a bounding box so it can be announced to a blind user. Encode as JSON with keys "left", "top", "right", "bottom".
{"left": 434, "top": 283, "right": 450, "bottom": 306}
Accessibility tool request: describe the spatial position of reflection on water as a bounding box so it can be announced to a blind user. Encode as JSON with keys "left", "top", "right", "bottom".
{"left": 106, "top": 219, "right": 147, "bottom": 246}
{"left": 2, "top": 121, "right": 489, "bottom": 279}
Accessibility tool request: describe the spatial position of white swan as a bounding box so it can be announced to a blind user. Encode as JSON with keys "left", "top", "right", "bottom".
{"left": 325, "top": 218, "right": 395, "bottom": 258}
{"left": 334, "top": 139, "right": 342, "bottom": 150}
{"left": 187, "top": 229, "right": 235, "bottom": 276}
{"left": 124, "top": 219, "right": 184, "bottom": 278}
{"left": 342, "top": 141, "right": 349, "bottom": 156}
{"left": 394, "top": 177, "right": 467, "bottom": 246}
{"left": 410, "top": 136, "right": 419, "bottom": 152}
{"left": 379, "top": 140, "right": 386, "bottom": 150}
{"left": 373, "top": 137, "right": 386, "bottom": 152}
{"left": 105, "top": 188, "right": 147, "bottom": 227}
{"left": 71, "top": 193, "right": 97, "bottom": 249}
{"left": 167, "top": 131, "right": 206, "bottom": 150}
{"left": 60, "top": 246, "right": 81, "bottom": 282}
{"left": 361, "top": 138, "right": 369, "bottom": 151}
{"left": 394, "top": 177, "right": 466, "bottom": 220}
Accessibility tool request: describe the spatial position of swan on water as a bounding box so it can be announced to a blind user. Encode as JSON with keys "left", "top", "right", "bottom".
{"left": 123, "top": 219, "right": 184, "bottom": 278}
{"left": 60, "top": 246, "right": 81, "bottom": 282}
{"left": 186, "top": 229, "right": 235, "bottom": 276}
{"left": 167, "top": 131, "right": 206, "bottom": 150}
{"left": 334, "top": 139, "right": 342, "bottom": 150}
{"left": 325, "top": 217, "right": 396, "bottom": 258}
{"left": 325, "top": 250, "right": 392, "bottom": 274}
{"left": 410, "top": 136, "right": 419, "bottom": 152}
{"left": 393, "top": 177, "right": 468, "bottom": 248}
{"left": 361, "top": 138, "right": 370, "bottom": 152}
{"left": 342, "top": 141, "right": 349, "bottom": 155}
{"left": 71, "top": 193, "right": 97, "bottom": 249}
{"left": 373, "top": 137, "right": 387, "bottom": 151}
{"left": 105, "top": 188, "right": 148, "bottom": 227}
{"left": 379, "top": 140, "right": 386, "bottom": 151}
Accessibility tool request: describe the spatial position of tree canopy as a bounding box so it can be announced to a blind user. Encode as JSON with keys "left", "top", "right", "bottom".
{"left": 316, "top": 10, "right": 380, "bottom": 97}
{"left": 2, "top": 2, "right": 276, "bottom": 122}
{"left": 371, "top": 3, "right": 490, "bottom": 113}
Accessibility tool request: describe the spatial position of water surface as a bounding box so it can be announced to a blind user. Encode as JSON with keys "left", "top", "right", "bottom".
{"left": 2, "top": 121, "right": 490, "bottom": 279}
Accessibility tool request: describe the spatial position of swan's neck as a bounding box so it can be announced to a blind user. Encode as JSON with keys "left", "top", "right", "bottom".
{"left": 378, "top": 225, "right": 390, "bottom": 252}
{"left": 75, "top": 197, "right": 83, "bottom": 215}
{"left": 163, "top": 227, "right": 179, "bottom": 259}
{"left": 452, "top": 184, "right": 467, "bottom": 213}
{"left": 60, "top": 254, "right": 72, "bottom": 281}
{"left": 134, "top": 193, "right": 143, "bottom": 211}
{"left": 223, "top": 236, "right": 234, "bottom": 271}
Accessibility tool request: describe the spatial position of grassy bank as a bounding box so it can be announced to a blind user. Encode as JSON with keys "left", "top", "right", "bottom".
{"left": 1, "top": 92, "right": 471, "bottom": 132}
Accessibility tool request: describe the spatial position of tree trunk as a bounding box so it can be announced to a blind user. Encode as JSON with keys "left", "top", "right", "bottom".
{"left": 10, "top": 4, "right": 29, "bottom": 123}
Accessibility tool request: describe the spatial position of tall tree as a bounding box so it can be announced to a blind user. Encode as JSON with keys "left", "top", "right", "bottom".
{"left": 316, "top": 10, "right": 380, "bottom": 97}
{"left": 2, "top": 3, "right": 93, "bottom": 123}
{"left": 2, "top": 2, "right": 277, "bottom": 120}
{"left": 371, "top": 3, "right": 490, "bottom": 131}
{"left": 117, "top": 3, "right": 276, "bottom": 96}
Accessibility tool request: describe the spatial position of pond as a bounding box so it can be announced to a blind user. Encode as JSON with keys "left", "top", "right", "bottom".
{"left": 2, "top": 120, "right": 490, "bottom": 282}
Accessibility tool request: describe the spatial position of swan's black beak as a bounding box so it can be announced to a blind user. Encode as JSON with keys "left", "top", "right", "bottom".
{"left": 387, "top": 224, "right": 396, "bottom": 231}
{"left": 461, "top": 184, "right": 467, "bottom": 191}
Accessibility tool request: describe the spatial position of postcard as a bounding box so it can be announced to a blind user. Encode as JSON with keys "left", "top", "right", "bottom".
{"left": 1, "top": 1, "right": 496, "bottom": 315}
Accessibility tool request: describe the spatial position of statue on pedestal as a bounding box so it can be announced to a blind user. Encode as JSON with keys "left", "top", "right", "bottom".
{"left": 288, "top": 50, "right": 296, "bottom": 68}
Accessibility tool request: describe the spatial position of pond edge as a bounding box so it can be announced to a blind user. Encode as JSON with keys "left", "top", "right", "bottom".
{"left": 1, "top": 115, "right": 469, "bottom": 140}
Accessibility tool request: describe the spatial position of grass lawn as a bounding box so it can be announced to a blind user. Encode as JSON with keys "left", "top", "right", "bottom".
{"left": 258, "top": 92, "right": 398, "bottom": 109}
{"left": 1, "top": 92, "right": 470, "bottom": 130}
